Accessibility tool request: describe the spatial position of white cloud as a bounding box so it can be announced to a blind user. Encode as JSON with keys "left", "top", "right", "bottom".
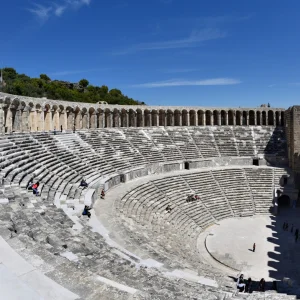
{"left": 28, "top": 0, "right": 91, "bottom": 20}
{"left": 115, "top": 28, "right": 226, "bottom": 54}
{"left": 132, "top": 78, "right": 241, "bottom": 88}
{"left": 28, "top": 4, "right": 52, "bottom": 21}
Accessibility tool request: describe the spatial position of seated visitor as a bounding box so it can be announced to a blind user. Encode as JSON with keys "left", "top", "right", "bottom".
{"left": 236, "top": 274, "right": 245, "bottom": 292}
{"left": 259, "top": 278, "right": 265, "bottom": 292}
{"left": 101, "top": 189, "right": 105, "bottom": 199}
{"left": 82, "top": 205, "right": 92, "bottom": 218}
{"left": 32, "top": 182, "right": 40, "bottom": 196}
{"left": 80, "top": 178, "right": 88, "bottom": 188}
{"left": 27, "top": 181, "right": 33, "bottom": 190}
{"left": 166, "top": 205, "right": 172, "bottom": 213}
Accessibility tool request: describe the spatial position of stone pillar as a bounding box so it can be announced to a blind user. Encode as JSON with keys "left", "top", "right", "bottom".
{"left": 254, "top": 111, "right": 257, "bottom": 126}
{"left": 169, "top": 112, "right": 174, "bottom": 126}
{"left": 38, "top": 110, "right": 45, "bottom": 131}
{"left": 217, "top": 111, "right": 221, "bottom": 126}
{"left": 265, "top": 113, "right": 268, "bottom": 126}
{"left": 139, "top": 110, "right": 144, "bottom": 127}
{"left": 210, "top": 113, "right": 213, "bottom": 126}
{"left": 278, "top": 112, "right": 281, "bottom": 126}
{"left": 0, "top": 104, "right": 5, "bottom": 134}
{"left": 21, "top": 107, "right": 29, "bottom": 132}
{"left": 153, "top": 112, "right": 159, "bottom": 126}
{"left": 194, "top": 112, "right": 198, "bottom": 126}
{"left": 44, "top": 109, "right": 52, "bottom": 131}
{"left": 246, "top": 111, "right": 249, "bottom": 126}
{"left": 202, "top": 112, "right": 206, "bottom": 126}
{"left": 240, "top": 113, "right": 243, "bottom": 126}
{"left": 6, "top": 107, "right": 13, "bottom": 133}
{"left": 82, "top": 113, "right": 88, "bottom": 129}
{"left": 13, "top": 109, "right": 22, "bottom": 131}
{"left": 186, "top": 111, "right": 190, "bottom": 126}
{"left": 53, "top": 109, "right": 60, "bottom": 130}
{"left": 99, "top": 110, "right": 105, "bottom": 128}
{"left": 225, "top": 111, "right": 229, "bottom": 125}
{"left": 178, "top": 112, "right": 182, "bottom": 126}
{"left": 90, "top": 112, "right": 97, "bottom": 128}
{"left": 273, "top": 114, "right": 276, "bottom": 127}
{"left": 233, "top": 112, "right": 236, "bottom": 126}
{"left": 67, "top": 111, "right": 74, "bottom": 130}
{"left": 148, "top": 112, "right": 152, "bottom": 127}
{"left": 59, "top": 110, "right": 67, "bottom": 131}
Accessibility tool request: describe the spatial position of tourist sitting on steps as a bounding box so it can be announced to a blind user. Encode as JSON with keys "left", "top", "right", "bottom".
{"left": 32, "top": 182, "right": 40, "bottom": 196}
{"left": 80, "top": 178, "right": 88, "bottom": 188}
{"left": 236, "top": 274, "right": 245, "bottom": 292}
{"left": 166, "top": 205, "right": 172, "bottom": 213}
{"left": 101, "top": 189, "right": 105, "bottom": 199}
{"left": 27, "top": 181, "right": 33, "bottom": 190}
{"left": 82, "top": 205, "right": 92, "bottom": 218}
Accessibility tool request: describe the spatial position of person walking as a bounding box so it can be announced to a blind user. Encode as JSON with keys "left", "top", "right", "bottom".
{"left": 253, "top": 243, "right": 256, "bottom": 252}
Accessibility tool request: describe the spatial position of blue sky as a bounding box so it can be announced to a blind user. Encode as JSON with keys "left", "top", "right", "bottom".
{"left": 1, "top": 0, "right": 300, "bottom": 108}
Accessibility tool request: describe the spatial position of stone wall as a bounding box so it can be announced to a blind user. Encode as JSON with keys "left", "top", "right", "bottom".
{"left": 0, "top": 92, "right": 285, "bottom": 133}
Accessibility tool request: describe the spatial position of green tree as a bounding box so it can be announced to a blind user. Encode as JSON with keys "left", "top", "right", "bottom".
{"left": 79, "top": 79, "right": 89, "bottom": 88}
{"left": 40, "top": 74, "right": 51, "bottom": 81}
{"left": 3, "top": 68, "right": 17, "bottom": 81}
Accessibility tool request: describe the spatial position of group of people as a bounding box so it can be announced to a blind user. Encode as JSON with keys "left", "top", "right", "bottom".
{"left": 237, "top": 275, "right": 265, "bottom": 293}
{"left": 27, "top": 181, "right": 40, "bottom": 196}
{"left": 283, "top": 221, "right": 299, "bottom": 242}
{"left": 186, "top": 194, "right": 200, "bottom": 203}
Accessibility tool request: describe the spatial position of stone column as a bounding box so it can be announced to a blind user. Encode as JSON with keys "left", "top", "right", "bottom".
{"left": 53, "top": 109, "right": 60, "bottom": 130}
{"left": 210, "top": 113, "right": 213, "bottom": 126}
{"left": 59, "top": 110, "right": 67, "bottom": 131}
{"left": 254, "top": 111, "right": 257, "bottom": 126}
{"left": 178, "top": 111, "right": 182, "bottom": 126}
{"left": 13, "top": 108, "right": 22, "bottom": 131}
{"left": 29, "top": 109, "right": 36, "bottom": 131}
{"left": 0, "top": 104, "right": 5, "bottom": 134}
{"left": 194, "top": 112, "right": 198, "bottom": 126}
{"left": 273, "top": 113, "right": 276, "bottom": 126}
{"left": 240, "top": 113, "right": 243, "bottom": 126}
{"left": 21, "top": 107, "right": 29, "bottom": 132}
{"left": 202, "top": 112, "right": 206, "bottom": 126}
{"left": 148, "top": 111, "right": 152, "bottom": 127}
{"left": 90, "top": 112, "right": 97, "bottom": 128}
{"left": 38, "top": 110, "right": 45, "bottom": 131}
{"left": 265, "top": 113, "right": 268, "bottom": 126}
{"left": 233, "top": 112, "right": 236, "bottom": 126}
{"left": 278, "top": 112, "right": 281, "bottom": 126}
{"left": 67, "top": 111, "right": 74, "bottom": 130}
{"left": 186, "top": 111, "right": 190, "bottom": 126}
{"left": 169, "top": 112, "right": 174, "bottom": 126}
{"left": 98, "top": 110, "right": 105, "bottom": 128}
{"left": 246, "top": 111, "right": 249, "bottom": 126}
{"left": 139, "top": 110, "right": 144, "bottom": 127}
{"left": 44, "top": 109, "right": 52, "bottom": 131}
{"left": 225, "top": 111, "right": 229, "bottom": 125}
{"left": 217, "top": 111, "right": 221, "bottom": 126}
{"left": 153, "top": 111, "right": 159, "bottom": 126}
{"left": 6, "top": 107, "right": 13, "bottom": 133}
{"left": 82, "top": 113, "right": 88, "bottom": 129}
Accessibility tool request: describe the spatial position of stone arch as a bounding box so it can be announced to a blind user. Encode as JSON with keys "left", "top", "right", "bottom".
{"left": 159, "top": 109, "right": 166, "bottom": 126}
{"left": 174, "top": 110, "right": 181, "bottom": 126}
{"left": 166, "top": 109, "right": 174, "bottom": 126}
{"left": 213, "top": 110, "right": 218, "bottom": 125}
{"left": 129, "top": 109, "right": 136, "bottom": 127}
{"left": 206, "top": 110, "right": 212, "bottom": 125}
{"left": 136, "top": 109, "right": 144, "bottom": 127}
{"left": 44, "top": 104, "right": 52, "bottom": 131}
{"left": 262, "top": 111, "right": 267, "bottom": 125}
{"left": 89, "top": 107, "right": 96, "bottom": 129}
{"left": 228, "top": 110, "right": 234, "bottom": 125}
{"left": 120, "top": 109, "right": 128, "bottom": 127}
{"left": 236, "top": 111, "right": 242, "bottom": 125}
{"left": 151, "top": 110, "right": 159, "bottom": 126}
{"left": 275, "top": 111, "right": 280, "bottom": 126}
{"left": 66, "top": 106, "right": 74, "bottom": 130}
{"left": 242, "top": 111, "right": 247, "bottom": 125}
{"left": 73, "top": 107, "right": 81, "bottom": 129}
{"left": 281, "top": 111, "right": 284, "bottom": 126}
{"left": 52, "top": 105, "right": 60, "bottom": 130}
{"left": 182, "top": 110, "right": 189, "bottom": 126}
{"left": 198, "top": 110, "right": 205, "bottom": 126}
{"left": 256, "top": 111, "right": 261, "bottom": 126}
{"left": 249, "top": 110, "right": 255, "bottom": 125}
{"left": 144, "top": 109, "right": 151, "bottom": 127}
{"left": 268, "top": 110, "right": 274, "bottom": 125}
{"left": 221, "top": 110, "right": 226, "bottom": 125}
{"left": 189, "top": 110, "right": 197, "bottom": 126}
{"left": 81, "top": 107, "right": 88, "bottom": 129}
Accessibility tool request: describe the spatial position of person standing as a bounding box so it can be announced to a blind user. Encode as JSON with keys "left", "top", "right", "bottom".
{"left": 253, "top": 243, "right": 256, "bottom": 252}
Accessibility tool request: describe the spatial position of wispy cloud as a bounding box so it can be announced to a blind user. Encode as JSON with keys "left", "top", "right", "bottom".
{"left": 28, "top": 4, "right": 52, "bottom": 21}
{"left": 28, "top": 0, "right": 91, "bottom": 21}
{"left": 115, "top": 29, "right": 226, "bottom": 54}
{"left": 132, "top": 78, "right": 241, "bottom": 88}
{"left": 161, "top": 68, "right": 200, "bottom": 74}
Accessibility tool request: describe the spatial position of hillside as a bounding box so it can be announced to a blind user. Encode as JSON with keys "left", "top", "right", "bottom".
{"left": 0, "top": 68, "right": 145, "bottom": 105}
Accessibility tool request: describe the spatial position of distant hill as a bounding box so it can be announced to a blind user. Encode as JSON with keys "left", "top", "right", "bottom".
{"left": 0, "top": 68, "right": 145, "bottom": 105}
